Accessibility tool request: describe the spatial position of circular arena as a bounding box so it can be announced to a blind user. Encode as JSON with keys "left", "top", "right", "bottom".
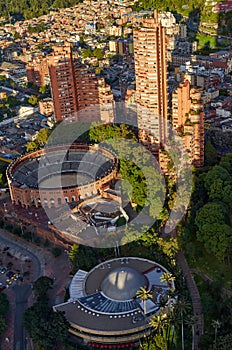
{"left": 54, "top": 257, "right": 176, "bottom": 348}
{"left": 7, "top": 144, "right": 118, "bottom": 209}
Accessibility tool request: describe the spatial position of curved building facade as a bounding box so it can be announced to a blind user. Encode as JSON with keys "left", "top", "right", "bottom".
{"left": 7, "top": 144, "right": 118, "bottom": 209}
{"left": 54, "top": 257, "right": 175, "bottom": 348}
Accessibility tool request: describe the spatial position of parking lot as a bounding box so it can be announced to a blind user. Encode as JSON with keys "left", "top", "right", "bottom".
{"left": 0, "top": 246, "right": 34, "bottom": 292}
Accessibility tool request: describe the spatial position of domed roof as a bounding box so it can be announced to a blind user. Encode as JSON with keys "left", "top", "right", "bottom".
{"left": 101, "top": 267, "right": 146, "bottom": 301}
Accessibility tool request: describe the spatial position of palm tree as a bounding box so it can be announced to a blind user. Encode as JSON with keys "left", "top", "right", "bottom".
{"left": 150, "top": 312, "right": 173, "bottom": 349}
{"left": 185, "top": 315, "right": 198, "bottom": 350}
{"left": 175, "top": 298, "right": 192, "bottom": 350}
{"left": 136, "top": 286, "right": 152, "bottom": 315}
{"left": 211, "top": 319, "right": 221, "bottom": 349}
{"left": 167, "top": 309, "right": 181, "bottom": 350}
{"left": 160, "top": 272, "right": 176, "bottom": 286}
{"left": 149, "top": 313, "right": 168, "bottom": 335}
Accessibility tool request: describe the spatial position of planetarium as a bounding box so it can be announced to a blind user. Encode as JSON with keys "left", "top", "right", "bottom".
{"left": 7, "top": 144, "right": 118, "bottom": 209}
{"left": 54, "top": 257, "right": 175, "bottom": 348}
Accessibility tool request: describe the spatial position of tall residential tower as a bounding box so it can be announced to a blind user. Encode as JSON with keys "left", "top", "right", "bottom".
{"left": 48, "top": 44, "right": 114, "bottom": 122}
{"left": 172, "top": 80, "right": 204, "bottom": 168}
{"left": 48, "top": 44, "right": 78, "bottom": 121}
{"left": 133, "top": 9, "right": 168, "bottom": 154}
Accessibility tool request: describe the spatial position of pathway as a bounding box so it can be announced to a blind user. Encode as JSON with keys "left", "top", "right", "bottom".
{"left": 191, "top": 269, "right": 232, "bottom": 298}
{"left": 177, "top": 251, "right": 204, "bottom": 350}
{"left": 160, "top": 226, "right": 204, "bottom": 350}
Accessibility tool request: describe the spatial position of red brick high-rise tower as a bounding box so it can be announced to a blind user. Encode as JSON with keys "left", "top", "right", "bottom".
{"left": 48, "top": 44, "right": 78, "bottom": 121}
{"left": 172, "top": 80, "right": 204, "bottom": 168}
{"left": 133, "top": 9, "right": 168, "bottom": 154}
{"left": 26, "top": 55, "right": 49, "bottom": 87}
{"left": 48, "top": 44, "right": 114, "bottom": 123}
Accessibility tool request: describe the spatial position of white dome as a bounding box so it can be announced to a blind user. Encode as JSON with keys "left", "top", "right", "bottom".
{"left": 101, "top": 267, "right": 146, "bottom": 301}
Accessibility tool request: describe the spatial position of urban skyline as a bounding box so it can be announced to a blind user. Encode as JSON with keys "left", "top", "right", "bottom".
{"left": 0, "top": 1, "right": 231, "bottom": 349}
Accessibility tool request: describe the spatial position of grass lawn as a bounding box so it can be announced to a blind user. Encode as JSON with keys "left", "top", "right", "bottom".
{"left": 196, "top": 33, "right": 217, "bottom": 47}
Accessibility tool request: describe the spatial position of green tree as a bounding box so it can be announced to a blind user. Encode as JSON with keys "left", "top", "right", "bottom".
{"left": 204, "top": 165, "right": 230, "bottom": 191}
{"left": 26, "top": 141, "right": 38, "bottom": 153}
{"left": 209, "top": 223, "right": 232, "bottom": 261}
{"left": 52, "top": 247, "right": 62, "bottom": 257}
{"left": 204, "top": 141, "right": 217, "bottom": 166}
{"left": 93, "top": 48, "right": 103, "bottom": 59}
{"left": 185, "top": 315, "right": 198, "bottom": 350}
{"left": 174, "top": 298, "right": 192, "bottom": 350}
{"left": 39, "top": 85, "right": 47, "bottom": 94}
{"left": 35, "top": 128, "right": 51, "bottom": 147}
{"left": 28, "top": 95, "right": 38, "bottom": 106}
{"left": 0, "top": 293, "right": 9, "bottom": 315}
{"left": 139, "top": 228, "right": 158, "bottom": 248}
{"left": 216, "top": 333, "right": 232, "bottom": 350}
{"left": 220, "top": 154, "right": 232, "bottom": 173}
{"left": 89, "top": 123, "right": 136, "bottom": 143}
{"left": 69, "top": 244, "right": 79, "bottom": 265}
{"left": 211, "top": 319, "right": 221, "bottom": 348}
{"left": 157, "top": 237, "right": 179, "bottom": 261}
{"left": 0, "top": 173, "right": 5, "bottom": 187}
{"left": 195, "top": 202, "right": 226, "bottom": 230}
{"left": 23, "top": 301, "right": 69, "bottom": 349}
{"left": 81, "top": 48, "right": 93, "bottom": 58}
{"left": 6, "top": 95, "right": 20, "bottom": 108}
{"left": 222, "top": 185, "right": 232, "bottom": 209}
{"left": 150, "top": 313, "right": 168, "bottom": 335}
{"left": 13, "top": 31, "right": 21, "bottom": 40}
{"left": 0, "top": 314, "right": 6, "bottom": 335}
{"left": 33, "top": 276, "right": 53, "bottom": 297}
{"left": 160, "top": 272, "right": 175, "bottom": 285}
{"left": 209, "top": 178, "right": 224, "bottom": 202}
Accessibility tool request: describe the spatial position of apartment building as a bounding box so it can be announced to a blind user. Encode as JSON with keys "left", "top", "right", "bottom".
{"left": 172, "top": 80, "right": 204, "bottom": 168}
{"left": 133, "top": 9, "right": 168, "bottom": 154}
{"left": 48, "top": 44, "right": 78, "bottom": 121}
{"left": 26, "top": 55, "right": 49, "bottom": 87}
{"left": 48, "top": 44, "right": 114, "bottom": 122}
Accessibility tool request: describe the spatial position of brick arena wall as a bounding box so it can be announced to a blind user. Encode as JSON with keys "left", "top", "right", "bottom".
{"left": 7, "top": 145, "right": 118, "bottom": 209}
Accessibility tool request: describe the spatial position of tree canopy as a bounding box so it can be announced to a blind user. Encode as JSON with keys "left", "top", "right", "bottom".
{"left": 0, "top": 293, "right": 9, "bottom": 335}
{"left": 24, "top": 276, "right": 69, "bottom": 349}
{"left": 183, "top": 154, "right": 232, "bottom": 264}
{"left": 24, "top": 302, "right": 69, "bottom": 349}
{"left": 89, "top": 123, "right": 165, "bottom": 214}
{"left": 26, "top": 128, "right": 52, "bottom": 152}
{"left": 0, "top": 0, "right": 83, "bottom": 20}
{"left": 33, "top": 276, "right": 53, "bottom": 296}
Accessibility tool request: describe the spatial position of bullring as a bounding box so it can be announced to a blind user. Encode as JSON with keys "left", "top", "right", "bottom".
{"left": 7, "top": 144, "right": 118, "bottom": 209}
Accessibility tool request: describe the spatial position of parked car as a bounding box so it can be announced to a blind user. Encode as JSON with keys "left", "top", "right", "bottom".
{"left": 12, "top": 273, "right": 18, "bottom": 281}
{"left": 6, "top": 271, "right": 14, "bottom": 278}
{"left": 0, "top": 286, "right": 6, "bottom": 292}
{"left": 0, "top": 267, "right": 7, "bottom": 274}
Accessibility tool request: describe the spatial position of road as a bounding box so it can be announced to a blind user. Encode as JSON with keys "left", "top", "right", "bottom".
{"left": 0, "top": 110, "right": 38, "bottom": 127}
{"left": 13, "top": 285, "right": 31, "bottom": 350}
{"left": 0, "top": 229, "right": 44, "bottom": 350}
{"left": 186, "top": 17, "right": 232, "bottom": 42}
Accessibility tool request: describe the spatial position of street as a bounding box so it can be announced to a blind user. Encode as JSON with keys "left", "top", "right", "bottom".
{"left": 0, "top": 229, "right": 44, "bottom": 350}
